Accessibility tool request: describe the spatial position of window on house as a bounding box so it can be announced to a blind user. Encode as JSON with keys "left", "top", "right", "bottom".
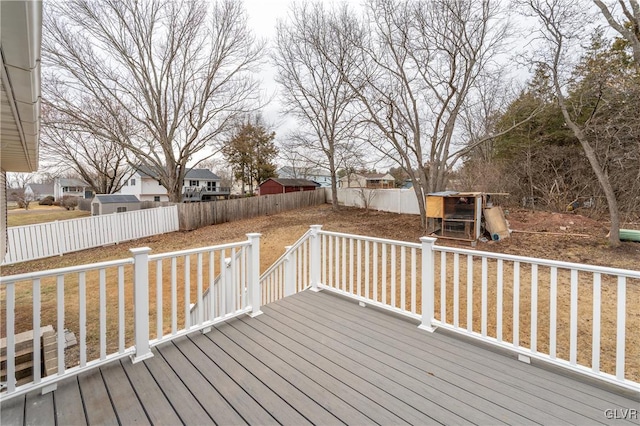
{"left": 189, "top": 180, "right": 199, "bottom": 187}
{"left": 116, "top": 207, "right": 127, "bottom": 213}
{"left": 130, "top": 179, "right": 136, "bottom": 186}
{"left": 123, "top": 180, "right": 128, "bottom": 186}
{"left": 154, "top": 196, "right": 160, "bottom": 202}
{"left": 207, "top": 181, "right": 215, "bottom": 191}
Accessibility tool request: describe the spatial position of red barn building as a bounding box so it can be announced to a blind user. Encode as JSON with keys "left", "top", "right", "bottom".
{"left": 259, "top": 178, "right": 320, "bottom": 195}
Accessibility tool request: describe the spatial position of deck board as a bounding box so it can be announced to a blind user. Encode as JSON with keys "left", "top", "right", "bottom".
{"left": 211, "top": 323, "right": 343, "bottom": 425}
{"left": 270, "top": 297, "right": 539, "bottom": 425}
{"left": 24, "top": 391, "right": 54, "bottom": 426}
{"left": 154, "top": 339, "right": 246, "bottom": 425}
{"left": 247, "top": 310, "right": 439, "bottom": 424}
{"left": 173, "top": 335, "right": 277, "bottom": 425}
{"left": 291, "top": 291, "right": 611, "bottom": 424}
{"left": 100, "top": 361, "right": 150, "bottom": 425}
{"left": 305, "top": 289, "right": 640, "bottom": 419}
{"left": 120, "top": 357, "right": 182, "bottom": 426}
{"left": 189, "top": 332, "right": 312, "bottom": 425}
{"left": 142, "top": 345, "right": 214, "bottom": 425}
{"left": 77, "top": 368, "right": 118, "bottom": 425}
{"left": 218, "top": 319, "right": 376, "bottom": 425}
{"left": 3, "top": 289, "right": 639, "bottom": 426}
{"left": 53, "top": 377, "right": 87, "bottom": 426}
{"left": 234, "top": 314, "right": 414, "bottom": 424}
{"left": 0, "top": 395, "right": 24, "bottom": 426}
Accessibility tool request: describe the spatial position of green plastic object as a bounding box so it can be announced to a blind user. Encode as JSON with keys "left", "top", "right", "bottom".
{"left": 619, "top": 229, "right": 640, "bottom": 242}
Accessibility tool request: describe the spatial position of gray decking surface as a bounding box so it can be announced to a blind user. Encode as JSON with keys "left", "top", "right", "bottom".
{"left": 2, "top": 289, "right": 639, "bottom": 425}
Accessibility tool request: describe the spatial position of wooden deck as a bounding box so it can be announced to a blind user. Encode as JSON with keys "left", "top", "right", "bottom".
{"left": 2, "top": 290, "right": 639, "bottom": 425}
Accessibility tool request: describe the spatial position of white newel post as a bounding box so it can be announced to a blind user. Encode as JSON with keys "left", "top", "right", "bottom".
{"left": 131, "top": 247, "right": 154, "bottom": 363}
{"left": 284, "top": 246, "right": 295, "bottom": 296}
{"left": 419, "top": 237, "right": 437, "bottom": 332}
{"left": 309, "top": 225, "right": 322, "bottom": 292}
{"left": 246, "top": 233, "right": 263, "bottom": 317}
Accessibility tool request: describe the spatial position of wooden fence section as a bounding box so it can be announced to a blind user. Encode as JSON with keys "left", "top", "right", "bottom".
{"left": 2, "top": 206, "right": 179, "bottom": 265}
{"left": 176, "top": 190, "right": 326, "bottom": 231}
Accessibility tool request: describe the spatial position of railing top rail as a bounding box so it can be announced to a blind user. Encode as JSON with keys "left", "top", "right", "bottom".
{"left": 0, "top": 258, "right": 134, "bottom": 283}
{"left": 260, "top": 229, "right": 312, "bottom": 281}
{"left": 318, "top": 230, "right": 422, "bottom": 249}
{"left": 434, "top": 244, "right": 640, "bottom": 278}
{"left": 148, "top": 240, "right": 250, "bottom": 261}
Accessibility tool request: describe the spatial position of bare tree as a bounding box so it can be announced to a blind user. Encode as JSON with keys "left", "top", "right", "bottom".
{"left": 525, "top": 0, "right": 623, "bottom": 246}
{"left": 594, "top": 0, "right": 640, "bottom": 66}
{"left": 273, "top": 2, "right": 363, "bottom": 210}
{"left": 327, "top": 0, "right": 511, "bottom": 229}
{"left": 41, "top": 105, "right": 132, "bottom": 194}
{"left": 6, "top": 174, "right": 34, "bottom": 210}
{"left": 43, "top": 0, "right": 265, "bottom": 202}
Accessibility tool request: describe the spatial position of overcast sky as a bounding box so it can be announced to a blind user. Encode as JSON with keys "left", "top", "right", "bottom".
{"left": 244, "top": 0, "right": 293, "bottom": 137}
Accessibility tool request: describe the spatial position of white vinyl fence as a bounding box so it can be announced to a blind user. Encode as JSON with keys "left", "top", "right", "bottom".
{"left": 326, "top": 187, "right": 420, "bottom": 215}
{"left": 3, "top": 206, "right": 179, "bottom": 265}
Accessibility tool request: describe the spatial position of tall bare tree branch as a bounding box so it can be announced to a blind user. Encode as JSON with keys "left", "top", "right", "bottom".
{"left": 42, "top": 0, "right": 266, "bottom": 202}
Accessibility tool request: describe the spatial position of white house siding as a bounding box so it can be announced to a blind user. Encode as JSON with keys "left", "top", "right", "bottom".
{"left": 119, "top": 173, "right": 170, "bottom": 202}
{"left": 1, "top": 171, "right": 6, "bottom": 260}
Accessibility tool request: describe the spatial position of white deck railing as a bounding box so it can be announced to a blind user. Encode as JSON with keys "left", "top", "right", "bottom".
{"left": 311, "top": 226, "right": 639, "bottom": 392}
{"left": 0, "top": 233, "right": 261, "bottom": 400}
{"left": 2, "top": 224, "right": 638, "bottom": 401}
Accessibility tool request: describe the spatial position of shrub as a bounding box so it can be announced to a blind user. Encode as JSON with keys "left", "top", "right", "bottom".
{"left": 61, "top": 196, "right": 79, "bottom": 210}
{"left": 39, "top": 196, "right": 55, "bottom": 206}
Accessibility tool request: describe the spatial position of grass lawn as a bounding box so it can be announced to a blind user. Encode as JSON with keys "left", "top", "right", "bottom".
{"left": 7, "top": 205, "right": 90, "bottom": 227}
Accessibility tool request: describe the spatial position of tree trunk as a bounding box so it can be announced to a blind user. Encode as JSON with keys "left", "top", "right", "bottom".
{"left": 329, "top": 155, "right": 339, "bottom": 211}
{"left": 557, "top": 103, "right": 621, "bottom": 247}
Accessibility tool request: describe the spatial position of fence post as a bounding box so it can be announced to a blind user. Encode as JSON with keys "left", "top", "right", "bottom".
{"left": 130, "top": 247, "right": 154, "bottom": 363}
{"left": 419, "top": 237, "right": 437, "bottom": 332}
{"left": 246, "top": 233, "right": 263, "bottom": 317}
{"left": 284, "top": 246, "right": 295, "bottom": 296}
{"left": 309, "top": 225, "right": 322, "bottom": 292}
{"left": 55, "top": 220, "right": 64, "bottom": 256}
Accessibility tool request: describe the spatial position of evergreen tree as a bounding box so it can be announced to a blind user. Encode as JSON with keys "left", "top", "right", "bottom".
{"left": 223, "top": 116, "right": 278, "bottom": 195}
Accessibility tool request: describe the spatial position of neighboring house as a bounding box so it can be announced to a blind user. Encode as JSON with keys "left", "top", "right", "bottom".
{"left": 277, "top": 166, "right": 332, "bottom": 188}
{"left": 259, "top": 178, "right": 320, "bottom": 195}
{"left": 1, "top": 0, "right": 43, "bottom": 260}
{"left": 181, "top": 168, "right": 230, "bottom": 202}
{"left": 24, "top": 183, "right": 54, "bottom": 200}
{"left": 119, "top": 166, "right": 230, "bottom": 202}
{"left": 53, "top": 178, "right": 93, "bottom": 200}
{"left": 91, "top": 194, "right": 141, "bottom": 215}
{"left": 338, "top": 172, "right": 395, "bottom": 189}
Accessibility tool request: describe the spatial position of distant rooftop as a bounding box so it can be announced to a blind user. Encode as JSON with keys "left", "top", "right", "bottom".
{"left": 265, "top": 178, "right": 320, "bottom": 187}
{"left": 136, "top": 165, "right": 220, "bottom": 180}
{"left": 94, "top": 194, "right": 140, "bottom": 204}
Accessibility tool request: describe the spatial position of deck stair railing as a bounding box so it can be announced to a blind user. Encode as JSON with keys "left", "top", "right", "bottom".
{"left": 259, "top": 227, "right": 317, "bottom": 305}
{"left": 0, "top": 233, "right": 262, "bottom": 401}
